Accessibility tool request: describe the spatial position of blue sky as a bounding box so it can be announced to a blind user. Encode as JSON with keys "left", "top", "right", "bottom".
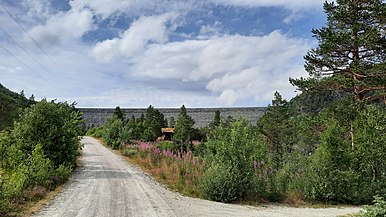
{"left": 0, "top": 0, "right": 327, "bottom": 108}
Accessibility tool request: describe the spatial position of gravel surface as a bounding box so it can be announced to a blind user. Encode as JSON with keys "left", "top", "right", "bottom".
{"left": 33, "top": 136, "right": 362, "bottom": 217}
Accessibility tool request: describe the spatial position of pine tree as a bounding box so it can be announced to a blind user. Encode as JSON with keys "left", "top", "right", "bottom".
{"left": 257, "top": 91, "right": 289, "bottom": 169}
{"left": 142, "top": 105, "right": 166, "bottom": 141}
{"left": 113, "top": 106, "right": 125, "bottom": 121}
{"left": 169, "top": 116, "right": 175, "bottom": 128}
{"left": 290, "top": 0, "right": 386, "bottom": 103}
{"left": 174, "top": 105, "right": 195, "bottom": 147}
{"left": 213, "top": 110, "right": 221, "bottom": 127}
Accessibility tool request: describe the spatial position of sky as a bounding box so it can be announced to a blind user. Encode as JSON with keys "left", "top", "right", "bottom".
{"left": 0, "top": 0, "right": 327, "bottom": 108}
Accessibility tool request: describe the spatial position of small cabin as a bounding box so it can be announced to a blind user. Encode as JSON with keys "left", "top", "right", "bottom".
{"left": 161, "top": 128, "right": 174, "bottom": 141}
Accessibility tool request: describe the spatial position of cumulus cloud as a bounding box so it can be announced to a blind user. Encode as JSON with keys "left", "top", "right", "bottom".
{"left": 129, "top": 31, "right": 310, "bottom": 105}
{"left": 198, "top": 21, "right": 223, "bottom": 38}
{"left": 27, "top": 5, "right": 94, "bottom": 46}
{"left": 1, "top": 0, "right": 319, "bottom": 107}
{"left": 91, "top": 13, "right": 177, "bottom": 62}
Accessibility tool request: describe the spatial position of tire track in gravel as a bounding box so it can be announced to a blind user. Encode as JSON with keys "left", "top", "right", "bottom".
{"left": 33, "top": 136, "right": 361, "bottom": 217}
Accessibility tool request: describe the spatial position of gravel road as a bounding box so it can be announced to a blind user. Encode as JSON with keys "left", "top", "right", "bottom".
{"left": 34, "top": 136, "right": 361, "bottom": 217}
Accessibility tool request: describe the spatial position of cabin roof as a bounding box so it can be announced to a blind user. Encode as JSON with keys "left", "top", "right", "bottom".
{"left": 162, "top": 128, "right": 174, "bottom": 133}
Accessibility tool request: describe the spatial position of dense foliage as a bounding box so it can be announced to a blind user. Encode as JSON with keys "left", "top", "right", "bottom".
{"left": 0, "top": 99, "right": 83, "bottom": 214}
{"left": 89, "top": 105, "right": 169, "bottom": 149}
{"left": 202, "top": 119, "right": 267, "bottom": 202}
{"left": 359, "top": 195, "right": 386, "bottom": 217}
{"left": 14, "top": 100, "right": 83, "bottom": 166}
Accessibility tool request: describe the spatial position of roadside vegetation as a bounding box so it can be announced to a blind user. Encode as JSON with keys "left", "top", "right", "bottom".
{"left": 0, "top": 88, "right": 84, "bottom": 216}
{"left": 88, "top": 0, "right": 386, "bottom": 212}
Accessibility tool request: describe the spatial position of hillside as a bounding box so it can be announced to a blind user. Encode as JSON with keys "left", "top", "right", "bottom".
{"left": 0, "top": 83, "right": 30, "bottom": 130}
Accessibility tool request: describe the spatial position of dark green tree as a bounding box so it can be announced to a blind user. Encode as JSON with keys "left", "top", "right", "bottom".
{"left": 113, "top": 106, "right": 125, "bottom": 121}
{"left": 290, "top": 0, "right": 386, "bottom": 102}
{"left": 257, "top": 91, "right": 289, "bottom": 170}
{"left": 173, "top": 105, "right": 195, "bottom": 147}
{"left": 169, "top": 116, "right": 175, "bottom": 128}
{"left": 103, "top": 116, "right": 123, "bottom": 149}
{"left": 142, "top": 105, "right": 166, "bottom": 141}
{"left": 13, "top": 100, "right": 83, "bottom": 166}
{"left": 213, "top": 110, "right": 221, "bottom": 127}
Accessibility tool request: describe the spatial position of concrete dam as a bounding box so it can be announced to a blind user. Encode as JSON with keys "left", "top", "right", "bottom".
{"left": 79, "top": 107, "right": 267, "bottom": 128}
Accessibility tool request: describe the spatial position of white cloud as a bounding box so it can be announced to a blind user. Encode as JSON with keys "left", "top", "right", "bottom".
{"left": 199, "top": 21, "right": 223, "bottom": 38}
{"left": 21, "top": 0, "right": 53, "bottom": 20}
{"left": 70, "top": 0, "right": 199, "bottom": 19}
{"left": 70, "top": 0, "right": 134, "bottom": 19}
{"left": 128, "top": 31, "right": 310, "bottom": 105}
{"left": 1, "top": 0, "right": 320, "bottom": 108}
{"left": 209, "top": 0, "right": 324, "bottom": 10}
{"left": 91, "top": 13, "right": 177, "bottom": 62}
{"left": 27, "top": 5, "right": 94, "bottom": 46}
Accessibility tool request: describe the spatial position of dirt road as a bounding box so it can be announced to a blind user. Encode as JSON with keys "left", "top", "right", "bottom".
{"left": 34, "top": 136, "right": 361, "bottom": 217}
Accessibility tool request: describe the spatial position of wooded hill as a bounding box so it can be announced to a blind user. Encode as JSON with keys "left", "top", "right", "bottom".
{"left": 0, "top": 83, "right": 33, "bottom": 130}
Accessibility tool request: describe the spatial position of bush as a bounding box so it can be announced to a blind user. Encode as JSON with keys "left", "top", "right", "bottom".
{"left": 102, "top": 117, "right": 123, "bottom": 149}
{"left": 201, "top": 163, "right": 242, "bottom": 202}
{"left": 52, "top": 164, "right": 73, "bottom": 185}
{"left": 0, "top": 100, "right": 79, "bottom": 215}
{"left": 203, "top": 119, "right": 268, "bottom": 202}
{"left": 122, "top": 148, "right": 137, "bottom": 157}
{"left": 13, "top": 100, "right": 83, "bottom": 167}
{"left": 359, "top": 195, "right": 386, "bottom": 217}
{"left": 0, "top": 168, "right": 27, "bottom": 212}
{"left": 27, "top": 144, "right": 54, "bottom": 188}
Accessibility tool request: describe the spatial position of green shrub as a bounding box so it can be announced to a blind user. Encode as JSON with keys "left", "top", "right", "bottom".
{"left": 102, "top": 117, "right": 123, "bottom": 149}
{"left": 359, "top": 195, "right": 386, "bottom": 217}
{"left": 13, "top": 100, "right": 83, "bottom": 167}
{"left": 157, "top": 141, "right": 174, "bottom": 150}
{"left": 27, "top": 144, "right": 54, "bottom": 188}
{"left": 203, "top": 119, "right": 268, "bottom": 201}
{"left": 52, "top": 164, "right": 73, "bottom": 185}
{"left": 201, "top": 163, "right": 242, "bottom": 202}
{"left": 122, "top": 148, "right": 137, "bottom": 157}
{"left": 0, "top": 168, "right": 28, "bottom": 212}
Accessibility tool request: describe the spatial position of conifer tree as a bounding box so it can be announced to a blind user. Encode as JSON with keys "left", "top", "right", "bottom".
{"left": 290, "top": 0, "right": 386, "bottom": 103}
{"left": 213, "top": 110, "right": 221, "bottom": 127}
{"left": 174, "top": 105, "right": 195, "bottom": 147}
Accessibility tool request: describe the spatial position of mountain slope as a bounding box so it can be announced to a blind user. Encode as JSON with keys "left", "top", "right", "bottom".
{"left": 0, "top": 83, "right": 30, "bottom": 130}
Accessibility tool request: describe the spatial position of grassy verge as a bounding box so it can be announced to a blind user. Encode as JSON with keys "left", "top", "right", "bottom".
{"left": 8, "top": 184, "right": 65, "bottom": 217}
{"left": 1, "top": 154, "right": 82, "bottom": 217}
{"left": 95, "top": 137, "right": 363, "bottom": 214}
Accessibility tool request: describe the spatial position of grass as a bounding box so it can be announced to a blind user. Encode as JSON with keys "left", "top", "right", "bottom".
{"left": 4, "top": 184, "right": 65, "bottom": 217}
{"left": 122, "top": 147, "right": 204, "bottom": 198}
